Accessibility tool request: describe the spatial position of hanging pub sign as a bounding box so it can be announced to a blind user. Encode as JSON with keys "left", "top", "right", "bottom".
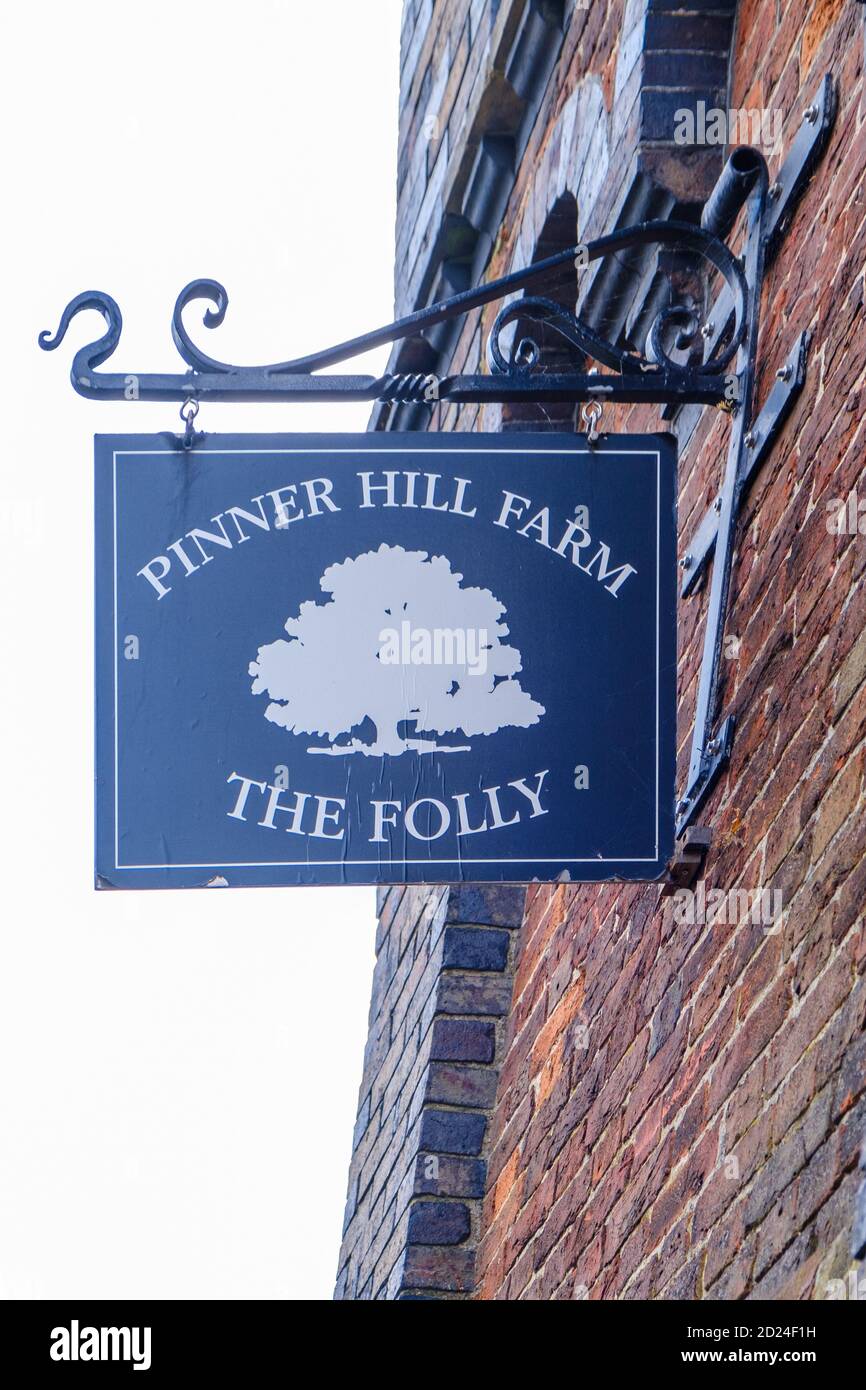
{"left": 95, "top": 432, "right": 676, "bottom": 887}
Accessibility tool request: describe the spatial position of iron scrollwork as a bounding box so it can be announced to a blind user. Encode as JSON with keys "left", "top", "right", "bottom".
{"left": 39, "top": 219, "right": 749, "bottom": 411}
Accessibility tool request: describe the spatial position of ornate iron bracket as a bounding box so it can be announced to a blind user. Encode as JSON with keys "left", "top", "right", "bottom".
{"left": 39, "top": 219, "right": 749, "bottom": 410}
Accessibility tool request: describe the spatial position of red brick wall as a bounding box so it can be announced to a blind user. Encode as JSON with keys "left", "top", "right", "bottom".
{"left": 342, "top": 0, "right": 866, "bottom": 1300}
{"left": 475, "top": 0, "right": 866, "bottom": 1300}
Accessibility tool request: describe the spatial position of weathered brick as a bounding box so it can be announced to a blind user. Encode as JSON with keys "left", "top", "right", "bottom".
{"left": 429, "top": 1016, "right": 496, "bottom": 1063}
{"left": 407, "top": 1199, "right": 471, "bottom": 1245}
{"left": 400, "top": 1244, "right": 476, "bottom": 1292}
{"left": 414, "top": 1152, "right": 486, "bottom": 1199}
{"left": 427, "top": 1061, "right": 499, "bottom": 1108}
{"left": 446, "top": 885, "right": 526, "bottom": 927}
{"left": 442, "top": 925, "right": 510, "bottom": 971}
{"left": 436, "top": 972, "right": 514, "bottom": 1015}
{"left": 419, "top": 1107, "right": 487, "bottom": 1156}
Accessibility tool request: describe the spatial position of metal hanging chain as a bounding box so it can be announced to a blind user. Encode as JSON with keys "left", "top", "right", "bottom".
{"left": 581, "top": 400, "right": 604, "bottom": 444}
{"left": 179, "top": 397, "right": 201, "bottom": 450}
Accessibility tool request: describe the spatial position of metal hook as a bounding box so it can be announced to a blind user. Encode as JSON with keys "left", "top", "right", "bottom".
{"left": 581, "top": 400, "right": 604, "bottom": 444}
{"left": 180, "top": 397, "right": 201, "bottom": 450}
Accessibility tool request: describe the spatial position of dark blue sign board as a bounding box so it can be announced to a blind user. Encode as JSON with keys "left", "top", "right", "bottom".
{"left": 95, "top": 433, "right": 676, "bottom": 888}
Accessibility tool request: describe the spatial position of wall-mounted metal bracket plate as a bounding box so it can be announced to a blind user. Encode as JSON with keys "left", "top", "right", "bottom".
{"left": 762, "top": 74, "right": 837, "bottom": 260}
{"left": 681, "top": 330, "right": 809, "bottom": 598}
{"left": 662, "top": 825, "right": 713, "bottom": 892}
{"left": 674, "top": 76, "right": 835, "bottom": 845}
{"left": 676, "top": 715, "right": 735, "bottom": 839}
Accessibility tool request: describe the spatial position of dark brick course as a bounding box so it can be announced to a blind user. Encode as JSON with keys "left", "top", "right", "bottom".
{"left": 419, "top": 1107, "right": 488, "bottom": 1156}
{"left": 430, "top": 1017, "right": 497, "bottom": 1063}
{"left": 407, "top": 1200, "right": 472, "bottom": 1245}
{"left": 442, "top": 926, "right": 511, "bottom": 971}
{"left": 335, "top": 883, "right": 521, "bottom": 1298}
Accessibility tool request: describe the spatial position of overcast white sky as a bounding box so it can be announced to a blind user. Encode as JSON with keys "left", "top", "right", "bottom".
{"left": 1, "top": 0, "right": 402, "bottom": 1299}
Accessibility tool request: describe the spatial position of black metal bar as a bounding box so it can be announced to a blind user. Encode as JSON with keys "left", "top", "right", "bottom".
{"left": 677, "top": 165, "right": 769, "bottom": 833}
{"left": 701, "top": 147, "right": 762, "bottom": 243}
{"left": 762, "top": 74, "right": 837, "bottom": 260}
{"left": 32, "top": 363, "right": 736, "bottom": 409}
{"left": 675, "top": 717, "right": 735, "bottom": 839}
{"left": 680, "top": 331, "right": 809, "bottom": 597}
{"left": 424, "top": 371, "right": 732, "bottom": 406}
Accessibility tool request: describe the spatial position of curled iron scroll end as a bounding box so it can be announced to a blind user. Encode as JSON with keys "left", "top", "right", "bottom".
{"left": 486, "top": 221, "right": 750, "bottom": 383}
{"left": 38, "top": 291, "right": 122, "bottom": 355}
{"left": 647, "top": 304, "right": 701, "bottom": 371}
{"left": 487, "top": 295, "right": 636, "bottom": 377}
{"left": 171, "top": 279, "right": 231, "bottom": 372}
{"left": 174, "top": 278, "right": 229, "bottom": 329}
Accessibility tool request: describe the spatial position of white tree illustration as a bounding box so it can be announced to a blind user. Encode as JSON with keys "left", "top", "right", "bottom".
{"left": 248, "top": 543, "right": 545, "bottom": 755}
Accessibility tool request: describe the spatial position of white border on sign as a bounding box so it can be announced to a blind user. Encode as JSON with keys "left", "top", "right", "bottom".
{"left": 111, "top": 447, "right": 663, "bottom": 869}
